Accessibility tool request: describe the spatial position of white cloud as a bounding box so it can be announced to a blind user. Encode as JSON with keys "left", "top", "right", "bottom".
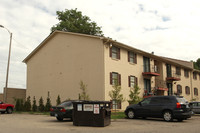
{"left": 0, "top": 0, "right": 200, "bottom": 93}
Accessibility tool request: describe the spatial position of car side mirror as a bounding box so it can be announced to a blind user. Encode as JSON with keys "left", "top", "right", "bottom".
{"left": 138, "top": 102, "right": 142, "bottom": 106}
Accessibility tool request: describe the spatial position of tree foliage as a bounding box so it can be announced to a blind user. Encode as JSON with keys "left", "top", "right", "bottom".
{"left": 15, "top": 98, "right": 24, "bottom": 111}
{"left": 24, "top": 96, "right": 31, "bottom": 111}
{"left": 79, "top": 80, "right": 90, "bottom": 100}
{"left": 128, "top": 85, "right": 142, "bottom": 105}
{"left": 193, "top": 58, "right": 200, "bottom": 70}
{"left": 32, "top": 96, "right": 37, "bottom": 112}
{"left": 51, "top": 8, "right": 103, "bottom": 36}
{"left": 45, "top": 92, "right": 52, "bottom": 112}
{"left": 109, "top": 81, "right": 125, "bottom": 110}
{"left": 56, "top": 95, "right": 61, "bottom": 105}
{"left": 38, "top": 97, "right": 45, "bottom": 112}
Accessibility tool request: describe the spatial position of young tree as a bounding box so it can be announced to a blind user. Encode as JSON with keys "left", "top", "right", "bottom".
{"left": 79, "top": 80, "right": 90, "bottom": 100}
{"left": 15, "top": 98, "right": 24, "bottom": 111}
{"left": 109, "top": 82, "right": 125, "bottom": 110}
{"left": 38, "top": 97, "right": 45, "bottom": 112}
{"left": 51, "top": 8, "right": 103, "bottom": 36}
{"left": 45, "top": 92, "right": 52, "bottom": 112}
{"left": 56, "top": 95, "right": 61, "bottom": 105}
{"left": 24, "top": 96, "right": 31, "bottom": 111}
{"left": 128, "top": 85, "right": 142, "bottom": 105}
{"left": 32, "top": 96, "right": 37, "bottom": 112}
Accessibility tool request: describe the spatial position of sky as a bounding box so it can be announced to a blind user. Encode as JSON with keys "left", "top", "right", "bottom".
{"left": 0, "top": 0, "right": 200, "bottom": 93}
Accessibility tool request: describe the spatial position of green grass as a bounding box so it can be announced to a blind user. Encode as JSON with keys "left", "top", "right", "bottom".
{"left": 111, "top": 111, "right": 126, "bottom": 119}
{"left": 14, "top": 111, "right": 50, "bottom": 115}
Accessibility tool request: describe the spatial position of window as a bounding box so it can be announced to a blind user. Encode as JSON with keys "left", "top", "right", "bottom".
{"left": 111, "top": 100, "right": 121, "bottom": 109}
{"left": 128, "top": 76, "right": 138, "bottom": 88}
{"left": 177, "top": 85, "right": 182, "bottom": 94}
{"left": 194, "top": 88, "right": 198, "bottom": 96}
{"left": 193, "top": 72, "right": 197, "bottom": 80}
{"left": 184, "top": 69, "right": 189, "bottom": 78}
{"left": 141, "top": 97, "right": 151, "bottom": 105}
{"left": 110, "top": 72, "right": 121, "bottom": 85}
{"left": 185, "top": 86, "right": 190, "bottom": 95}
{"left": 110, "top": 46, "right": 120, "bottom": 59}
{"left": 176, "top": 67, "right": 181, "bottom": 75}
{"left": 128, "top": 51, "right": 137, "bottom": 64}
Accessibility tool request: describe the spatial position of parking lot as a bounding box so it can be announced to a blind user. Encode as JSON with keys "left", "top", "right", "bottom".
{"left": 0, "top": 113, "right": 200, "bottom": 133}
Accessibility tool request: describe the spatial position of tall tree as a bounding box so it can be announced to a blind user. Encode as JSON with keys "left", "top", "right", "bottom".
{"left": 193, "top": 58, "right": 200, "bottom": 70}
{"left": 51, "top": 8, "right": 103, "bottom": 36}
{"left": 56, "top": 95, "right": 61, "bottom": 105}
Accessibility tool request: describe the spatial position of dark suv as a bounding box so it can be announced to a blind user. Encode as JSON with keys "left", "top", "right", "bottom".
{"left": 125, "top": 96, "right": 192, "bottom": 122}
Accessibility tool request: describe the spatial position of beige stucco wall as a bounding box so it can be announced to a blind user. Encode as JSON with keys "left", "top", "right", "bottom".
{"left": 191, "top": 72, "right": 200, "bottom": 101}
{"left": 26, "top": 32, "right": 105, "bottom": 105}
{"left": 104, "top": 44, "right": 145, "bottom": 110}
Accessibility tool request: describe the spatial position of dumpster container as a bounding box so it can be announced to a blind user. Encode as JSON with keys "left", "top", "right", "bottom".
{"left": 73, "top": 101, "right": 111, "bottom": 127}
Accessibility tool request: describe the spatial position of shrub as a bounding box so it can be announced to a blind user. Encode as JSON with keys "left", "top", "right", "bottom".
{"left": 38, "top": 97, "right": 45, "bottom": 112}
{"left": 32, "top": 96, "right": 37, "bottom": 112}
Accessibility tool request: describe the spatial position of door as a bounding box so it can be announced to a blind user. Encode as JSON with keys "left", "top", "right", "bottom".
{"left": 144, "top": 79, "right": 151, "bottom": 95}
{"left": 136, "top": 97, "right": 152, "bottom": 117}
{"left": 167, "top": 83, "right": 173, "bottom": 95}
{"left": 166, "top": 64, "right": 172, "bottom": 77}
{"left": 143, "top": 57, "right": 150, "bottom": 72}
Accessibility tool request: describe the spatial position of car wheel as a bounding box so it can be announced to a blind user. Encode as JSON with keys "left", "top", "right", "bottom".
{"left": 163, "top": 111, "right": 173, "bottom": 122}
{"left": 56, "top": 116, "right": 63, "bottom": 121}
{"left": 127, "top": 110, "right": 136, "bottom": 119}
{"left": 177, "top": 119, "right": 183, "bottom": 122}
{"left": 6, "top": 107, "right": 13, "bottom": 114}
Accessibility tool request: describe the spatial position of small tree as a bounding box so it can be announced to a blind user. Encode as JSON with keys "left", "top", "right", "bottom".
{"left": 15, "top": 98, "right": 24, "bottom": 111}
{"left": 109, "top": 82, "right": 125, "bottom": 111}
{"left": 45, "top": 92, "right": 52, "bottom": 112}
{"left": 38, "top": 97, "right": 45, "bottom": 112}
{"left": 24, "top": 96, "right": 31, "bottom": 111}
{"left": 32, "top": 96, "right": 37, "bottom": 112}
{"left": 56, "top": 95, "right": 61, "bottom": 105}
{"left": 79, "top": 80, "right": 90, "bottom": 100}
{"left": 128, "top": 85, "right": 142, "bottom": 105}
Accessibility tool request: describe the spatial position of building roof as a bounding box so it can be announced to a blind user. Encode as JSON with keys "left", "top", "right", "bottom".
{"left": 23, "top": 30, "right": 195, "bottom": 71}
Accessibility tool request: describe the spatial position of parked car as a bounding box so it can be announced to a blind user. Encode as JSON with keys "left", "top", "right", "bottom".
{"left": 0, "top": 101, "right": 15, "bottom": 114}
{"left": 50, "top": 100, "right": 74, "bottom": 121}
{"left": 189, "top": 101, "right": 200, "bottom": 114}
{"left": 125, "top": 96, "right": 192, "bottom": 122}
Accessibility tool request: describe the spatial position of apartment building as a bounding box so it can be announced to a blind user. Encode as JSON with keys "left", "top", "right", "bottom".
{"left": 23, "top": 31, "right": 200, "bottom": 110}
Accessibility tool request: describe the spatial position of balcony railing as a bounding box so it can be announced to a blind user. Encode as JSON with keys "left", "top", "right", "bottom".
{"left": 166, "top": 71, "right": 181, "bottom": 81}
{"left": 142, "top": 64, "right": 160, "bottom": 76}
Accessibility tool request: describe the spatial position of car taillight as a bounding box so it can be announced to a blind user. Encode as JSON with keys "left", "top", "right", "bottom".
{"left": 50, "top": 108, "right": 54, "bottom": 111}
{"left": 60, "top": 108, "right": 66, "bottom": 112}
{"left": 176, "top": 102, "right": 181, "bottom": 108}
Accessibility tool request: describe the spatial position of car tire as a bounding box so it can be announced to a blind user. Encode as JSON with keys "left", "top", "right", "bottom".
{"left": 163, "top": 111, "right": 173, "bottom": 122}
{"left": 6, "top": 107, "right": 13, "bottom": 114}
{"left": 56, "top": 116, "right": 63, "bottom": 121}
{"left": 127, "top": 109, "right": 136, "bottom": 119}
{"left": 177, "top": 119, "right": 183, "bottom": 122}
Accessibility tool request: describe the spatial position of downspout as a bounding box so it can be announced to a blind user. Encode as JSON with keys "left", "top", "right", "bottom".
{"left": 190, "top": 71, "right": 193, "bottom": 101}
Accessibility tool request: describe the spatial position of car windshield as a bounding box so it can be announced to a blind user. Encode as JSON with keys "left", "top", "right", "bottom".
{"left": 177, "top": 98, "right": 188, "bottom": 104}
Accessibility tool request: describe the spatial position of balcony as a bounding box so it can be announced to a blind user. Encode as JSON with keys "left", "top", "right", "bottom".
{"left": 142, "top": 65, "right": 160, "bottom": 76}
{"left": 166, "top": 71, "right": 181, "bottom": 81}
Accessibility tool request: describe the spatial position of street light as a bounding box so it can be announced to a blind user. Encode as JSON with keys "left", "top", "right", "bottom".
{"left": 0, "top": 25, "right": 12, "bottom": 103}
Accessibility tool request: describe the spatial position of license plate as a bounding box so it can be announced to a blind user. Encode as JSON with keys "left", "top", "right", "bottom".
{"left": 55, "top": 114, "right": 58, "bottom": 117}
